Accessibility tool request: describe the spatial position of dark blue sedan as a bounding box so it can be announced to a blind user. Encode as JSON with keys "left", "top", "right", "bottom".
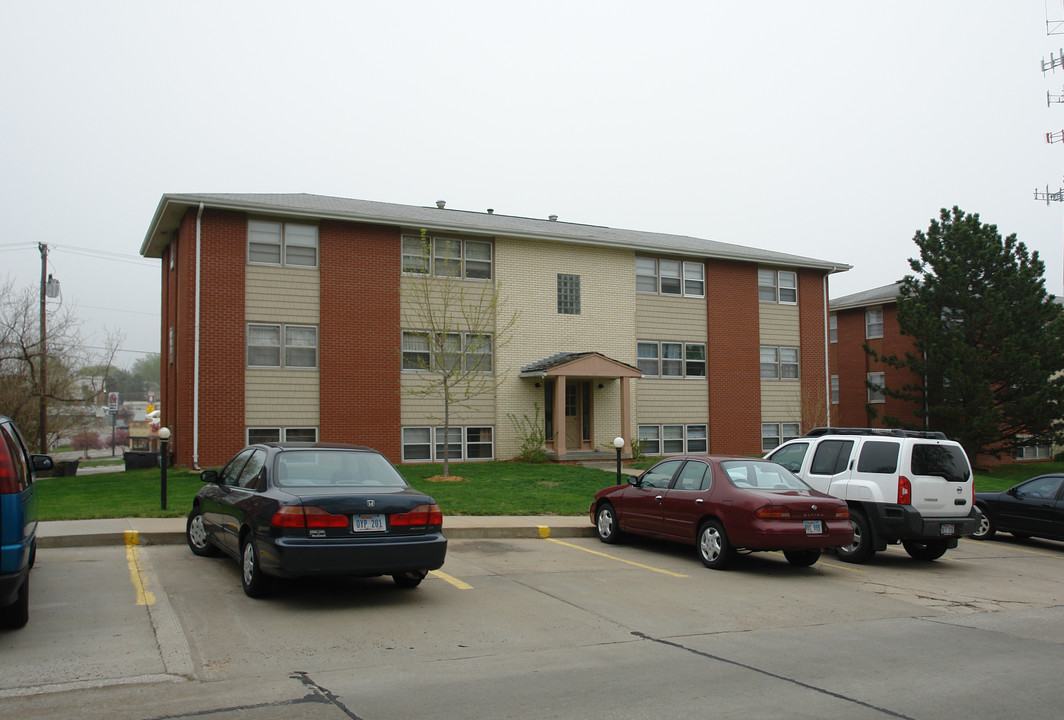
{"left": 972, "top": 474, "right": 1064, "bottom": 543}
{"left": 187, "top": 443, "right": 447, "bottom": 597}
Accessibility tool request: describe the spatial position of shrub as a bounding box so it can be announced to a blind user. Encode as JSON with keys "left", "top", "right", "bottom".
{"left": 70, "top": 432, "right": 103, "bottom": 457}
{"left": 508, "top": 404, "right": 549, "bottom": 463}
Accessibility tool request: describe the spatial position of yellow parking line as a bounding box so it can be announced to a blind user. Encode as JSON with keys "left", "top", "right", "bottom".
{"left": 545, "top": 538, "right": 689, "bottom": 578}
{"left": 816, "top": 560, "right": 868, "bottom": 573}
{"left": 960, "top": 537, "right": 1063, "bottom": 559}
{"left": 124, "top": 531, "right": 156, "bottom": 606}
{"left": 430, "top": 570, "right": 474, "bottom": 590}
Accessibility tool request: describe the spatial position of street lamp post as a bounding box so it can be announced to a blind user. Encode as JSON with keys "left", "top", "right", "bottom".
{"left": 159, "top": 427, "right": 171, "bottom": 510}
{"left": 614, "top": 436, "right": 625, "bottom": 485}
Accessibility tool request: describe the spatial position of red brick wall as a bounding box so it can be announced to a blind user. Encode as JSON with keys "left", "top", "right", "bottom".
{"left": 798, "top": 271, "right": 829, "bottom": 431}
{"left": 706, "top": 260, "right": 761, "bottom": 455}
{"left": 319, "top": 221, "right": 401, "bottom": 461}
{"left": 164, "top": 208, "right": 246, "bottom": 468}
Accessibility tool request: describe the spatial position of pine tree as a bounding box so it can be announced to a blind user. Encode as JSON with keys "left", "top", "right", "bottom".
{"left": 876, "top": 206, "right": 1064, "bottom": 463}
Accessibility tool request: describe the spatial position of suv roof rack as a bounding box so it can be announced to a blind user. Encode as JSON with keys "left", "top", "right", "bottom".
{"left": 803, "top": 427, "right": 947, "bottom": 440}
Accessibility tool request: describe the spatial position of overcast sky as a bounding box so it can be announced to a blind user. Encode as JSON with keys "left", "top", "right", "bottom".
{"left": 3, "top": 1, "right": 1064, "bottom": 368}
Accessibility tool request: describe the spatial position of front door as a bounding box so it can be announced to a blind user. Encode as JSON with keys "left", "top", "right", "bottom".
{"left": 564, "top": 381, "right": 591, "bottom": 450}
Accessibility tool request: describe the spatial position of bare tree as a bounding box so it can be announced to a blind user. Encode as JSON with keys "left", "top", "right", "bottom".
{"left": 400, "top": 230, "right": 518, "bottom": 476}
{"left": 0, "top": 278, "right": 122, "bottom": 452}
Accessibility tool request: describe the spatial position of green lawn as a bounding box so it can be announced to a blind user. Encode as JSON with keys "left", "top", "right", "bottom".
{"left": 33, "top": 462, "right": 621, "bottom": 521}
{"left": 32, "top": 459, "right": 1060, "bottom": 522}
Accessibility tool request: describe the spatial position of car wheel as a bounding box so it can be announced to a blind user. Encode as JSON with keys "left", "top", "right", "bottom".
{"left": 240, "top": 536, "right": 272, "bottom": 598}
{"left": 393, "top": 570, "right": 428, "bottom": 588}
{"left": 783, "top": 549, "right": 821, "bottom": 567}
{"left": 902, "top": 538, "right": 949, "bottom": 561}
{"left": 186, "top": 507, "right": 221, "bottom": 557}
{"left": 836, "top": 509, "right": 875, "bottom": 564}
{"left": 697, "top": 520, "right": 735, "bottom": 570}
{"left": 0, "top": 576, "right": 29, "bottom": 630}
{"left": 596, "top": 503, "right": 622, "bottom": 544}
{"left": 971, "top": 511, "right": 995, "bottom": 540}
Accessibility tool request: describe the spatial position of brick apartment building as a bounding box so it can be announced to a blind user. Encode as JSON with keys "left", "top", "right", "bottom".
{"left": 829, "top": 282, "right": 1056, "bottom": 462}
{"left": 140, "top": 193, "right": 850, "bottom": 468}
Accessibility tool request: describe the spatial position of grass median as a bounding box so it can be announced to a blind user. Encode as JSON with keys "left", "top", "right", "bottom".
{"left": 33, "top": 461, "right": 622, "bottom": 521}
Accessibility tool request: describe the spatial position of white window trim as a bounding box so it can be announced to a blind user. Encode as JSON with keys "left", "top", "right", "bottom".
{"left": 866, "top": 307, "right": 884, "bottom": 339}
{"left": 867, "top": 372, "right": 886, "bottom": 403}
{"left": 759, "top": 268, "right": 798, "bottom": 305}
{"left": 247, "top": 323, "right": 319, "bottom": 369}
{"left": 401, "top": 426, "right": 495, "bottom": 462}
{"left": 636, "top": 340, "right": 707, "bottom": 379}
{"left": 247, "top": 427, "right": 319, "bottom": 445}
{"left": 829, "top": 314, "right": 838, "bottom": 343}
{"left": 761, "top": 422, "right": 801, "bottom": 452}
{"left": 400, "top": 234, "right": 494, "bottom": 281}
{"left": 635, "top": 256, "right": 706, "bottom": 298}
{"left": 247, "top": 219, "right": 319, "bottom": 268}
{"left": 401, "top": 331, "right": 494, "bottom": 374}
{"left": 637, "top": 424, "right": 709, "bottom": 456}
{"left": 760, "top": 345, "right": 800, "bottom": 380}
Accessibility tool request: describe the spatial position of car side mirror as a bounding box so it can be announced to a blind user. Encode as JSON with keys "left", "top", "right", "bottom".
{"left": 1006, "top": 487, "right": 1018, "bottom": 497}
{"left": 200, "top": 469, "right": 220, "bottom": 484}
{"left": 31, "top": 455, "right": 54, "bottom": 472}
{"left": 628, "top": 475, "right": 641, "bottom": 487}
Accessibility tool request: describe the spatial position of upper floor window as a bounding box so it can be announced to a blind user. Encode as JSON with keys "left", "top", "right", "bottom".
{"left": 760, "top": 346, "right": 799, "bottom": 379}
{"left": 247, "top": 323, "right": 318, "bottom": 368}
{"left": 636, "top": 257, "right": 705, "bottom": 297}
{"left": 402, "top": 234, "right": 492, "bottom": 280}
{"left": 866, "top": 308, "right": 884, "bottom": 339}
{"left": 402, "top": 331, "right": 493, "bottom": 373}
{"left": 829, "top": 314, "right": 837, "bottom": 343}
{"left": 758, "top": 269, "right": 797, "bottom": 304}
{"left": 831, "top": 375, "right": 839, "bottom": 404}
{"left": 637, "top": 341, "right": 706, "bottom": 378}
{"left": 557, "top": 274, "right": 581, "bottom": 315}
{"left": 248, "top": 220, "right": 318, "bottom": 267}
{"left": 761, "top": 422, "right": 800, "bottom": 452}
{"left": 867, "top": 372, "right": 885, "bottom": 403}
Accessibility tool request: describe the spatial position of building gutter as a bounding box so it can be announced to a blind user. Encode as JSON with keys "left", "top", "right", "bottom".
{"left": 823, "top": 272, "right": 833, "bottom": 428}
{"left": 193, "top": 203, "right": 203, "bottom": 470}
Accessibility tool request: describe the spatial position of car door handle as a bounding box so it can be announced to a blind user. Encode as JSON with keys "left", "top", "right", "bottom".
{"left": 655, "top": 495, "right": 663, "bottom": 502}
{"left": 695, "top": 499, "right": 704, "bottom": 504}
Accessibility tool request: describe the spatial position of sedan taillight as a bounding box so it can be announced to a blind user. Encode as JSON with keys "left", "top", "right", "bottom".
{"left": 754, "top": 505, "right": 792, "bottom": 519}
{"left": 390, "top": 504, "right": 444, "bottom": 527}
{"left": 271, "top": 506, "right": 349, "bottom": 529}
{"left": 835, "top": 505, "right": 850, "bottom": 519}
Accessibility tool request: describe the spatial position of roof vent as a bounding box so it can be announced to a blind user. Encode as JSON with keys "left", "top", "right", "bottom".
{"left": 487, "top": 208, "right": 494, "bottom": 214}
{"left": 548, "top": 214, "right": 558, "bottom": 221}
{"left": 436, "top": 200, "right": 446, "bottom": 209}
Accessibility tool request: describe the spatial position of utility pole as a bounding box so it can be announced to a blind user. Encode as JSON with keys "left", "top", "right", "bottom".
{"left": 38, "top": 242, "right": 48, "bottom": 453}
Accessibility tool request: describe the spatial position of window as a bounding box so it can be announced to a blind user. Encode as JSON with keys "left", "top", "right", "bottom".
{"left": 760, "top": 346, "right": 799, "bottom": 380}
{"left": 401, "top": 332, "right": 494, "bottom": 374}
{"left": 248, "top": 220, "right": 318, "bottom": 267}
{"left": 809, "top": 439, "right": 853, "bottom": 475}
{"left": 675, "top": 461, "right": 711, "bottom": 491}
{"left": 638, "top": 425, "right": 709, "bottom": 455}
{"left": 168, "top": 326, "right": 174, "bottom": 365}
{"left": 637, "top": 341, "right": 707, "bottom": 378}
{"left": 856, "top": 441, "right": 900, "bottom": 474}
{"left": 866, "top": 308, "right": 884, "bottom": 339}
{"left": 829, "top": 314, "right": 837, "bottom": 343}
{"left": 768, "top": 441, "right": 809, "bottom": 473}
{"left": 867, "top": 372, "right": 885, "bottom": 403}
{"left": 557, "top": 274, "right": 581, "bottom": 315}
{"left": 1014, "top": 436, "right": 1052, "bottom": 460}
{"left": 831, "top": 375, "right": 839, "bottom": 404}
{"left": 401, "top": 234, "right": 493, "bottom": 280}
{"left": 248, "top": 324, "right": 318, "bottom": 368}
{"left": 759, "top": 269, "right": 797, "bottom": 304}
{"left": 761, "top": 422, "right": 800, "bottom": 451}
{"left": 402, "top": 426, "right": 495, "bottom": 462}
{"left": 634, "top": 257, "right": 705, "bottom": 297}
{"left": 642, "top": 459, "right": 682, "bottom": 488}
{"left": 247, "top": 427, "right": 318, "bottom": 444}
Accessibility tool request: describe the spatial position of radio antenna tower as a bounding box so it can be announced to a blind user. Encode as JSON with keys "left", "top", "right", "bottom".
{"left": 1040, "top": 2, "right": 1064, "bottom": 291}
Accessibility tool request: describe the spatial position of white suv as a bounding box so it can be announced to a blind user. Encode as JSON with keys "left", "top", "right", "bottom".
{"left": 766, "top": 428, "right": 979, "bottom": 563}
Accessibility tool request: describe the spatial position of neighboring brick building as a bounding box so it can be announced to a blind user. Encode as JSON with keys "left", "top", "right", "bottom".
{"left": 141, "top": 193, "right": 849, "bottom": 468}
{"left": 829, "top": 283, "right": 1056, "bottom": 463}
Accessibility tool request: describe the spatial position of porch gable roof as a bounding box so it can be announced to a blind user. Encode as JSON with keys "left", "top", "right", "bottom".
{"left": 519, "top": 352, "right": 642, "bottom": 379}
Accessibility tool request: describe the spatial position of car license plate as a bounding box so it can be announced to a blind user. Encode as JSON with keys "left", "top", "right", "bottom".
{"left": 941, "top": 523, "right": 955, "bottom": 536}
{"left": 352, "top": 514, "right": 385, "bottom": 532}
{"left": 804, "top": 520, "right": 823, "bottom": 534}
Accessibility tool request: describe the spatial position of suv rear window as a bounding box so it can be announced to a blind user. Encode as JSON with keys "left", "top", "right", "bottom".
{"left": 856, "top": 441, "right": 900, "bottom": 474}
{"left": 911, "top": 443, "right": 970, "bottom": 482}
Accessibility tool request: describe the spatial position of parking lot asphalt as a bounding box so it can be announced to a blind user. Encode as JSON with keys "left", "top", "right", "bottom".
{"left": 36, "top": 514, "right": 596, "bottom": 548}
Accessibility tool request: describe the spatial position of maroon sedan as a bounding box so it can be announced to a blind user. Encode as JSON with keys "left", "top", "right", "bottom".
{"left": 589, "top": 456, "right": 853, "bottom": 569}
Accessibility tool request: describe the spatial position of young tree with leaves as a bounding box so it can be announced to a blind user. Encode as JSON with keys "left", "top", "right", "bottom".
{"left": 872, "top": 206, "right": 1064, "bottom": 462}
{"left": 401, "top": 230, "right": 518, "bottom": 476}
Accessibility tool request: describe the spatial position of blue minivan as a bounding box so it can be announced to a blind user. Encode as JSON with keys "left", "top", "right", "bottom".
{"left": 0, "top": 415, "right": 52, "bottom": 629}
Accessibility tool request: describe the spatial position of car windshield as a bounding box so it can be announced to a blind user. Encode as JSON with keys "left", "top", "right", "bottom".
{"left": 274, "top": 450, "right": 409, "bottom": 488}
{"left": 721, "top": 460, "right": 811, "bottom": 491}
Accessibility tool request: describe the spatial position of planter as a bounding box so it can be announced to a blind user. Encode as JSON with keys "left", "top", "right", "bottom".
{"left": 123, "top": 451, "right": 159, "bottom": 470}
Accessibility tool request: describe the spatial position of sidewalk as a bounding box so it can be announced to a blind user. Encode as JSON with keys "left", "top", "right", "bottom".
{"left": 37, "top": 514, "right": 597, "bottom": 548}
